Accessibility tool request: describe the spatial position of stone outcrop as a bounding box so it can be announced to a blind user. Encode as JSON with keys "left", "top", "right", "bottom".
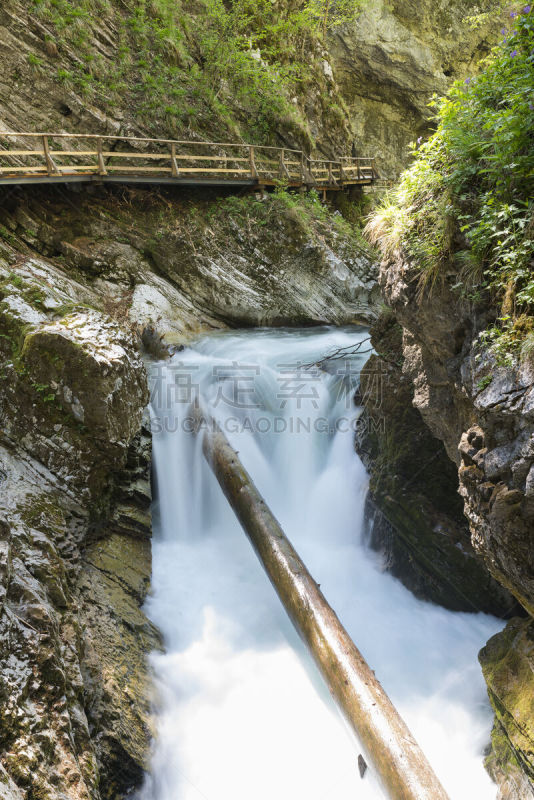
{"left": 0, "top": 186, "right": 379, "bottom": 338}
{"left": 377, "top": 252, "right": 534, "bottom": 619}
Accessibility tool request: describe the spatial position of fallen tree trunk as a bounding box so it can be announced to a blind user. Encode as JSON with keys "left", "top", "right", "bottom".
{"left": 198, "top": 411, "right": 450, "bottom": 800}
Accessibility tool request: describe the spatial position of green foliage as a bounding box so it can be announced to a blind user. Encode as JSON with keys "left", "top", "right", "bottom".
{"left": 367, "top": 5, "right": 534, "bottom": 354}
{"left": 476, "top": 374, "right": 493, "bottom": 391}
{"left": 478, "top": 313, "right": 534, "bottom": 364}
{"left": 180, "top": 187, "right": 371, "bottom": 258}
{"left": 31, "top": 381, "right": 56, "bottom": 403}
{"left": 29, "top": 0, "right": 363, "bottom": 144}
{"left": 463, "top": 0, "right": 511, "bottom": 28}
{"left": 27, "top": 52, "right": 44, "bottom": 69}
{"left": 306, "top": 0, "right": 364, "bottom": 40}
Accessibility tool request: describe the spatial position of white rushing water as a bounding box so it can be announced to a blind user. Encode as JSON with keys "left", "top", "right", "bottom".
{"left": 140, "top": 326, "right": 502, "bottom": 800}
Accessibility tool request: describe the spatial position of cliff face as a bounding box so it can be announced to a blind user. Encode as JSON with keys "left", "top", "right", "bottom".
{"left": 356, "top": 311, "right": 517, "bottom": 616}
{"left": 363, "top": 249, "right": 534, "bottom": 799}
{"left": 379, "top": 254, "right": 534, "bottom": 621}
{"left": 0, "top": 186, "right": 378, "bottom": 335}
{"left": 0, "top": 258, "right": 159, "bottom": 799}
{"left": 0, "top": 0, "right": 351, "bottom": 155}
{"left": 330, "top": 0, "right": 501, "bottom": 176}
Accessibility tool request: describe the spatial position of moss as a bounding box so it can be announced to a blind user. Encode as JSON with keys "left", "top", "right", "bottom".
{"left": 16, "top": 494, "right": 65, "bottom": 533}
{"left": 22, "top": 286, "right": 47, "bottom": 310}
{"left": 480, "top": 618, "right": 534, "bottom": 785}
{"left": 0, "top": 225, "right": 17, "bottom": 247}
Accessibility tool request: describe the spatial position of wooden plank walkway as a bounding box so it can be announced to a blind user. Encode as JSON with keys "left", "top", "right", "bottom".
{"left": 0, "top": 132, "right": 378, "bottom": 190}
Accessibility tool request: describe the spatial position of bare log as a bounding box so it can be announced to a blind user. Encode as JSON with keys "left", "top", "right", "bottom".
{"left": 198, "top": 412, "right": 450, "bottom": 800}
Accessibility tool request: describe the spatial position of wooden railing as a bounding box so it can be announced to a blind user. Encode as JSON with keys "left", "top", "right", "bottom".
{"left": 0, "top": 132, "right": 378, "bottom": 189}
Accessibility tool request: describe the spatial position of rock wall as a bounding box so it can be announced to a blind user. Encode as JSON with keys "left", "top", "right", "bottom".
{"left": 0, "top": 255, "right": 160, "bottom": 798}
{"left": 330, "top": 0, "right": 502, "bottom": 176}
{"left": 362, "top": 247, "right": 534, "bottom": 798}
{"left": 0, "top": 0, "right": 501, "bottom": 172}
{"left": 0, "top": 186, "right": 379, "bottom": 336}
{"left": 356, "top": 310, "right": 517, "bottom": 616}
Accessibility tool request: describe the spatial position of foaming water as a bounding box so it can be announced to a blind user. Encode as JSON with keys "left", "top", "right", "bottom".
{"left": 140, "top": 326, "right": 501, "bottom": 800}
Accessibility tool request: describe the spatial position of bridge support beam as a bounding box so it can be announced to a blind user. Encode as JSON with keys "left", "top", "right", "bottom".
{"left": 196, "top": 409, "right": 451, "bottom": 800}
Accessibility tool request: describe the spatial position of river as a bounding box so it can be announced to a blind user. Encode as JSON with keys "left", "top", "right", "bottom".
{"left": 138, "top": 326, "right": 501, "bottom": 800}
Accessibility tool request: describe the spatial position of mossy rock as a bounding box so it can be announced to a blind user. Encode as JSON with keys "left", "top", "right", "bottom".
{"left": 480, "top": 617, "right": 534, "bottom": 798}
{"left": 21, "top": 309, "right": 147, "bottom": 444}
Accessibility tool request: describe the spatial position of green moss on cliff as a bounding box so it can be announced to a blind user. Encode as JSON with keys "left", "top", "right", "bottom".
{"left": 23, "top": 0, "right": 359, "bottom": 148}
{"left": 480, "top": 617, "right": 534, "bottom": 791}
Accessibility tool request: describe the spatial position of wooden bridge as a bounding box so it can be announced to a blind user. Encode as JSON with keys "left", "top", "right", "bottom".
{"left": 0, "top": 132, "right": 377, "bottom": 191}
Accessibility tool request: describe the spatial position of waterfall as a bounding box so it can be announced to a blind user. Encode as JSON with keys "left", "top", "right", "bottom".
{"left": 139, "top": 326, "right": 501, "bottom": 800}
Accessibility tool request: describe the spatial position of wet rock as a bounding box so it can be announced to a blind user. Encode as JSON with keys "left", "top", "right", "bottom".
{"left": 22, "top": 309, "right": 148, "bottom": 444}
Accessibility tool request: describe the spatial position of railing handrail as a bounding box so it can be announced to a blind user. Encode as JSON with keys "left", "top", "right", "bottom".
{"left": 0, "top": 131, "right": 375, "bottom": 163}
{"left": 0, "top": 131, "right": 379, "bottom": 186}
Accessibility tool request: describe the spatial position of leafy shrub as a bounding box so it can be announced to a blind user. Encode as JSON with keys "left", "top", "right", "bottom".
{"left": 367, "top": 4, "right": 534, "bottom": 353}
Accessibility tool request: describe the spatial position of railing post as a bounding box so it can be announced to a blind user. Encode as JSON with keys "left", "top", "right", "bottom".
{"left": 371, "top": 158, "right": 378, "bottom": 180}
{"left": 42, "top": 135, "right": 59, "bottom": 176}
{"left": 328, "top": 161, "right": 334, "bottom": 186}
{"left": 300, "top": 155, "right": 316, "bottom": 188}
{"left": 357, "top": 159, "right": 361, "bottom": 182}
{"left": 339, "top": 160, "right": 346, "bottom": 186}
{"left": 170, "top": 143, "right": 180, "bottom": 178}
{"left": 97, "top": 138, "right": 107, "bottom": 176}
{"left": 249, "top": 146, "right": 258, "bottom": 179}
{"left": 278, "top": 149, "right": 290, "bottom": 181}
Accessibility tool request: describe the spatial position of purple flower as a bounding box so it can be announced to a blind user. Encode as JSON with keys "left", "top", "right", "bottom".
{"left": 524, "top": 5, "right": 531, "bottom": 12}
{"left": 511, "top": 49, "right": 518, "bottom": 56}
{"left": 417, "top": 136, "right": 422, "bottom": 144}
{"left": 501, "top": 27, "right": 507, "bottom": 33}
{"left": 510, "top": 10, "right": 517, "bottom": 17}
{"left": 530, "top": 102, "right": 534, "bottom": 109}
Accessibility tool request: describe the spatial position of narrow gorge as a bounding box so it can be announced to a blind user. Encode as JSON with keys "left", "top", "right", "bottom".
{"left": 0, "top": 2, "right": 532, "bottom": 800}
